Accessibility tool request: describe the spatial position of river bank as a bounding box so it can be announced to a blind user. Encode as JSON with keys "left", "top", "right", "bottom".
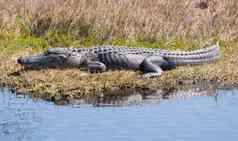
{"left": 0, "top": 38, "right": 238, "bottom": 103}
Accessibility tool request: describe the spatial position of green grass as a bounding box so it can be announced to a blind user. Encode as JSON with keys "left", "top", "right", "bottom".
{"left": 0, "top": 30, "right": 210, "bottom": 54}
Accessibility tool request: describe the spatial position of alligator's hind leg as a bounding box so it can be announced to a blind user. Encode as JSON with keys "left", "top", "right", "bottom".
{"left": 87, "top": 61, "right": 107, "bottom": 73}
{"left": 139, "top": 56, "right": 168, "bottom": 78}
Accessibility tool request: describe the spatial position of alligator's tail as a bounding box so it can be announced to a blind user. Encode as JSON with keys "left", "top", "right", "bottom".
{"left": 159, "top": 42, "right": 220, "bottom": 65}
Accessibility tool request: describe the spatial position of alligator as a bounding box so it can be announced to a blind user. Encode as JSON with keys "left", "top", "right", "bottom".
{"left": 17, "top": 43, "right": 220, "bottom": 77}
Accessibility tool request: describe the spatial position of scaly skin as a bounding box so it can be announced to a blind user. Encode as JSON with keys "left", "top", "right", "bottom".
{"left": 17, "top": 43, "right": 220, "bottom": 77}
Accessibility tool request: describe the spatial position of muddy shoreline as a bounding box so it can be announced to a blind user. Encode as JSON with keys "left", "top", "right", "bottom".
{"left": 0, "top": 42, "right": 238, "bottom": 104}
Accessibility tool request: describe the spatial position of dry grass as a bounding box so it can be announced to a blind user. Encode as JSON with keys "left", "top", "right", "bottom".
{"left": 0, "top": 0, "right": 238, "bottom": 41}
{"left": 0, "top": 42, "right": 238, "bottom": 103}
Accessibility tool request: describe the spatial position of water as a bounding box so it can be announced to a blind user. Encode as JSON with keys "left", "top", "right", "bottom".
{"left": 0, "top": 87, "right": 238, "bottom": 141}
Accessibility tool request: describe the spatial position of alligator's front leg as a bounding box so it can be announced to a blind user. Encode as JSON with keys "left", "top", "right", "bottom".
{"left": 87, "top": 61, "right": 107, "bottom": 73}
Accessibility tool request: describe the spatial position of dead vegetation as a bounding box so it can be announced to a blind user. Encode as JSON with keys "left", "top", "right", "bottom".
{"left": 0, "top": 0, "right": 238, "bottom": 41}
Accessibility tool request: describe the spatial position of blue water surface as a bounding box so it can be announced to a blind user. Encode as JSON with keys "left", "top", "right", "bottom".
{"left": 0, "top": 87, "right": 238, "bottom": 141}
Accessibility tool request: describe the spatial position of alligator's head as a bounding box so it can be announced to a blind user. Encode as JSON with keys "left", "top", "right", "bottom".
{"left": 17, "top": 48, "right": 86, "bottom": 69}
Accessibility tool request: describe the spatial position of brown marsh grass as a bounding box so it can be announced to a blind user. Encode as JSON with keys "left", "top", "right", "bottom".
{"left": 0, "top": 0, "right": 238, "bottom": 41}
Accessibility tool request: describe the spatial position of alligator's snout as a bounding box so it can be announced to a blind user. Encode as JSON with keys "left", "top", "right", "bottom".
{"left": 17, "top": 56, "right": 34, "bottom": 68}
{"left": 17, "top": 57, "right": 24, "bottom": 64}
{"left": 17, "top": 53, "right": 71, "bottom": 69}
{"left": 17, "top": 55, "right": 45, "bottom": 68}
{"left": 17, "top": 56, "right": 32, "bottom": 65}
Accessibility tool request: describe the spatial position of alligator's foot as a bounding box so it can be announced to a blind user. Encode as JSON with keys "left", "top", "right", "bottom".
{"left": 139, "top": 56, "right": 165, "bottom": 78}
{"left": 142, "top": 72, "right": 163, "bottom": 78}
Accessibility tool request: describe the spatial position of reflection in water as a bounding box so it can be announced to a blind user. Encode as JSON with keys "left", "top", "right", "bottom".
{"left": 92, "top": 86, "right": 217, "bottom": 107}
{"left": 0, "top": 86, "right": 238, "bottom": 141}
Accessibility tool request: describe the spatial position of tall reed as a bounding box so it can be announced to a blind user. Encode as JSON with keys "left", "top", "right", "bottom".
{"left": 0, "top": 0, "right": 237, "bottom": 41}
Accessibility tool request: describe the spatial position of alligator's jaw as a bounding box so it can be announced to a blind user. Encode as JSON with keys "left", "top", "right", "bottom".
{"left": 17, "top": 53, "right": 68, "bottom": 69}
